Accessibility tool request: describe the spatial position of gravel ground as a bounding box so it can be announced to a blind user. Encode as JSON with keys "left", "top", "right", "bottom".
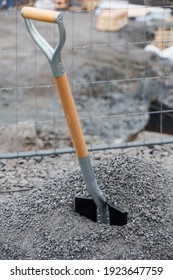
{"left": 0, "top": 144, "right": 173, "bottom": 260}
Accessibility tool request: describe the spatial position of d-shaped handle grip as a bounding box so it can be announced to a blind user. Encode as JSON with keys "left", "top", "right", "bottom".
{"left": 21, "top": 7, "right": 61, "bottom": 23}
{"left": 21, "top": 6, "right": 65, "bottom": 78}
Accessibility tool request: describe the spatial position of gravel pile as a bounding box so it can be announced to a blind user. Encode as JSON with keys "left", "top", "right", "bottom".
{"left": 0, "top": 155, "right": 173, "bottom": 260}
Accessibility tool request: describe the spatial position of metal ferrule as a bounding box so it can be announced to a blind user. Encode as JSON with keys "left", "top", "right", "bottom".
{"left": 78, "top": 156, "right": 109, "bottom": 224}
{"left": 24, "top": 13, "right": 66, "bottom": 78}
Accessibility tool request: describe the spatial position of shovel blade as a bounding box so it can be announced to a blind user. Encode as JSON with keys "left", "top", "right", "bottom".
{"left": 107, "top": 202, "right": 128, "bottom": 226}
{"left": 75, "top": 196, "right": 128, "bottom": 226}
{"left": 75, "top": 196, "right": 97, "bottom": 222}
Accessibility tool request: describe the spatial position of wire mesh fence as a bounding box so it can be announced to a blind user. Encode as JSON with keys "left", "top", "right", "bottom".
{"left": 1, "top": 0, "right": 173, "bottom": 160}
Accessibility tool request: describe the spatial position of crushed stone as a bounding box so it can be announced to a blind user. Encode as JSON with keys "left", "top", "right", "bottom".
{"left": 0, "top": 154, "right": 173, "bottom": 260}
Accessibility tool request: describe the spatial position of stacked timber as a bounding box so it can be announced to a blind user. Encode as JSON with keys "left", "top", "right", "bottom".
{"left": 82, "top": 0, "right": 99, "bottom": 11}
{"left": 96, "top": 9, "right": 128, "bottom": 32}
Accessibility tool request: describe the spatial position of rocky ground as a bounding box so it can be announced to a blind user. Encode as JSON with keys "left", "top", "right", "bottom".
{"left": 1, "top": 143, "right": 173, "bottom": 198}
{"left": 0, "top": 144, "right": 173, "bottom": 259}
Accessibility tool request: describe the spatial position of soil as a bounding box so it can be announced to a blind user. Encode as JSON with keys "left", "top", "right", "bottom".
{"left": 1, "top": 9, "right": 173, "bottom": 153}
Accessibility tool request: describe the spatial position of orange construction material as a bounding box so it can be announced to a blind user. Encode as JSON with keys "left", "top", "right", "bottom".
{"left": 21, "top": 7, "right": 61, "bottom": 23}
{"left": 54, "top": 73, "right": 89, "bottom": 158}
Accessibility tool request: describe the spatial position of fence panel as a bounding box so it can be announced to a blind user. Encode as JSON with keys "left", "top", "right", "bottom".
{"left": 1, "top": 0, "right": 173, "bottom": 159}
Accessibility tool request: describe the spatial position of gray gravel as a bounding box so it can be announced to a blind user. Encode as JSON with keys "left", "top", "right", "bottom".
{"left": 0, "top": 154, "right": 173, "bottom": 260}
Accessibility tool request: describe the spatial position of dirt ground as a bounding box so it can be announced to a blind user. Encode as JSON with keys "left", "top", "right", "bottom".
{"left": 1, "top": 8, "right": 173, "bottom": 154}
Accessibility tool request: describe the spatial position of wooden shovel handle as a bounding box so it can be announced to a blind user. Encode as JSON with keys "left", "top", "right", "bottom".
{"left": 21, "top": 7, "right": 61, "bottom": 23}
{"left": 54, "top": 73, "right": 88, "bottom": 158}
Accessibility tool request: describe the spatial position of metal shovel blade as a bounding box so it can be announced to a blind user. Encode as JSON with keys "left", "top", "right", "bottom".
{"left": 107, "top": 202, "right": 128, "bottom": 226}
{"left": 75, "top": 196, "right": 127, "bottom": 226}
{"left": 75, "top": 196, "right": 97, "bottom": 222}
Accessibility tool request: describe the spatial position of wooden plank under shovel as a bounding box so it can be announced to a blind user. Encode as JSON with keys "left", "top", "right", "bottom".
{"left": 21, "top": 7, "right": 127, "bottom": 226}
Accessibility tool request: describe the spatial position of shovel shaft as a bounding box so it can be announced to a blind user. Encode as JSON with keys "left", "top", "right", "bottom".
{"left": 54, "top": 73, "right": 108, "bottom": 223}
{"left": 54, "top": 73, "right": 88, "bottom": 158}
{"left": 21, "top": 7, "right": 61, "bottom": 23}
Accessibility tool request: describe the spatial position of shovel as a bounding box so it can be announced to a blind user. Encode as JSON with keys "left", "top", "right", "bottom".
{"left": 21, "top": 7, "right": 127, "bottom": 226}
